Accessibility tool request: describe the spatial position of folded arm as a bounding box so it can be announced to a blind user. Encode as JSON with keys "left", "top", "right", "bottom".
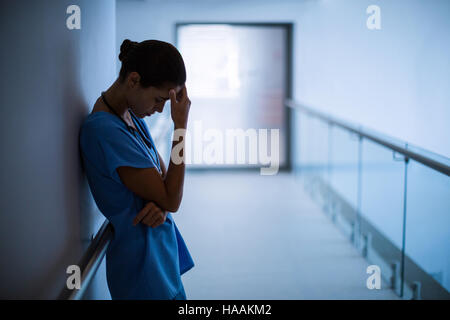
{"left": 116, "top": 126, "right": 186, "bottom": 213}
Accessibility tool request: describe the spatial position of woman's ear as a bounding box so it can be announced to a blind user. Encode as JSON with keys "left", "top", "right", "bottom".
{"left": 127, "top": 72, "right": 141, "bottom": 89}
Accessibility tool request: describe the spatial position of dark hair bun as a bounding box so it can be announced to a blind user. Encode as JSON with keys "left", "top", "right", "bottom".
{"left": 118, "top": 39, "right": 186, "bottom": 88}
{"left": 119, "top": 39, "right": 138, "bottom": 62}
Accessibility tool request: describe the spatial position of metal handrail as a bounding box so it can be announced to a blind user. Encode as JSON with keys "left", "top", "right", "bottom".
{"left": 59, "top": 220, "right": 113, "bottom": 300}
{"left": 286, "top": 99, "right": 450, "bottom": 177}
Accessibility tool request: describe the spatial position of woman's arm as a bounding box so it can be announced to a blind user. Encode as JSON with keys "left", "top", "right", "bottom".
{"left": 133, "top": 150, "right": 168, "bottom": 228}
{"left": 117, "top": 123, "right": 187, "bottom": 212}
{"left": 157, "top": 150, "right": 167, "bottom": 180}
{"left": 116, "top": 87, "right": 190, "bottom": 213}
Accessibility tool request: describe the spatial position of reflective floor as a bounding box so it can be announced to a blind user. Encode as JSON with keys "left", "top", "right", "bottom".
{"left": 176, "top": 171, "right": 399, "bottom": 299}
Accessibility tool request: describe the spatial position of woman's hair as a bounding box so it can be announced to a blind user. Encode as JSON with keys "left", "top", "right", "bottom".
{"left": 118, "top": 39, "right": 186, "bottom": 88}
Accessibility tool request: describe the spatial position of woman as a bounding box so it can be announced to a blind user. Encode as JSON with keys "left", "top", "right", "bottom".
{"left": 79, "top": 39, "right": 194, "bottom": 300}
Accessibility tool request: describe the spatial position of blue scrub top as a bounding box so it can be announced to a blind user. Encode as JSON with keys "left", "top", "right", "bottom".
{"left": 79, "top": 110, "right": 194, "bottom": 300}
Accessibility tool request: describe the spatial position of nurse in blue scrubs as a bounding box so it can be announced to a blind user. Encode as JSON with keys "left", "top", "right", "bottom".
{"left": 79, "top": 39, "right": 194, "bottom": 300}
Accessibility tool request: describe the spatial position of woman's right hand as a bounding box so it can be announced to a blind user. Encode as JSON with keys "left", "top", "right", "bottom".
{"left": 169, "top": 85, "right": 191, "bottom": 128}
{"left": 133, "top": 201, "right": 168, "bottom": 228}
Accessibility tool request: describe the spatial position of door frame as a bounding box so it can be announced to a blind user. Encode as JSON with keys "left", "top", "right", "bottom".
{"left": 174, "top": 22, "right": 293, "bottom": 173}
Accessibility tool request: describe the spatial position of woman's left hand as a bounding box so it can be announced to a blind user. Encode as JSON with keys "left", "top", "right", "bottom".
{"left": 133, "top": 201, "right": 168, "bottom": 228}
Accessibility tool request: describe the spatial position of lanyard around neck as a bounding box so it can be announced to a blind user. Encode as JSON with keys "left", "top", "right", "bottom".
{"left": 101, "top": 92, "right": 161, "bottom": 173}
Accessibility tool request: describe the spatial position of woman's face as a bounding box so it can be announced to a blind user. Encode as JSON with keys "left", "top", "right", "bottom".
{"left": 126, "top": 72, "right": 183, "bottom": 118}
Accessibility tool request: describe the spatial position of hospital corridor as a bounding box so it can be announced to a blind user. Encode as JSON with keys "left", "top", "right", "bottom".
{"left": 174, "top": 171, "right": 398, "bottom": 300}
{"left": 0, "top": 0, "right": 449, "bottom": 301}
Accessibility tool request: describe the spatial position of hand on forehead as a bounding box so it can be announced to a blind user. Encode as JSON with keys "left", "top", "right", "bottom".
{"left": 167, "top": 84, "right": 185, "bottom": 100}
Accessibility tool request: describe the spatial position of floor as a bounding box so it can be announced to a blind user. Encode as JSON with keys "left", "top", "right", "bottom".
{"left": 174, "top": 170, "right": 399, "bottom": 299}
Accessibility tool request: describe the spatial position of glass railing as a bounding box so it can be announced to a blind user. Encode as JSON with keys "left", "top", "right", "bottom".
{"left": 288, "top": 100, "right": 450, "bottom": 299}
{"left": 405, "top": 159, "right": 450, "bottom": 297}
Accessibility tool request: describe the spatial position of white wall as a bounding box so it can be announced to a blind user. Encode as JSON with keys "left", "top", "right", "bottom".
{"left": 117, "top": 0, "right": 450, "bottom": 158}
{"left": 294, "top": 0, "right": 450, "bottom": 159}
{"left": 0, "top": 0, "right": 116, "bottom": 299}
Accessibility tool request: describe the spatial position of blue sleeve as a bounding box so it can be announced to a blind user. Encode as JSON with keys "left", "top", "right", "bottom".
{"left": 97, "top": 124, "right": 157, "bottom": 184}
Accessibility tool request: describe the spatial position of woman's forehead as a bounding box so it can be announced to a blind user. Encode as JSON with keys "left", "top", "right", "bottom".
{"left": 158, "top": 84, "right": 183, "bottom": 97}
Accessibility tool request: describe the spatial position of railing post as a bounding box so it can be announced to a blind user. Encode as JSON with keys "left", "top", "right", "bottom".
{"left": 400, "top": 155, "right": 409, "bottom": 298}
{"left": 332, "top": 201, "right": 339, "bottom": 224}
{"left": 327, "top": 121, "right": 332, "bottom": 217}
{"left": 362, "top": 232, "right": 372, "bottom": 258}
{"left": 354, "top": 135, "right": 363, "bottom": 250}
{"left": 390, "top": 261, "right": 400, "bottom": 293}
{"left": 411, "top": 281, "right": 421, "bottom": 300}
{"left": 350, "top": 221, "right": 355, "bottom": 241}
